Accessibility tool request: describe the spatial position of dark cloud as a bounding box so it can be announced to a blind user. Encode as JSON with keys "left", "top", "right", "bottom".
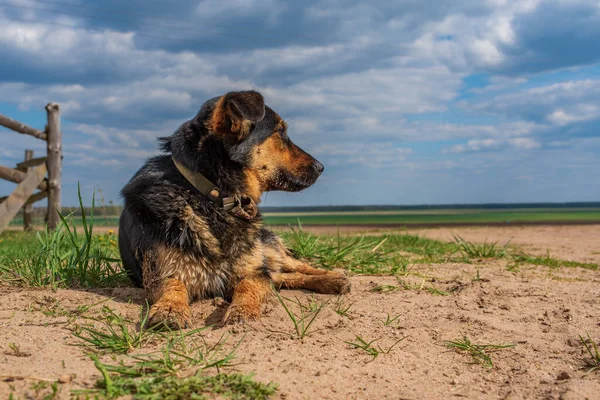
{"left": 499, "top": 1, "right": 600, "bottom": 75}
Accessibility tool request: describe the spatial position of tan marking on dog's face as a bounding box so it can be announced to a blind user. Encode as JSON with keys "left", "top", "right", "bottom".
{"left": 244, "top": 169, "right": 262, "bottom": 203}
{"left": 246, "top": 115, "right": 321, "bottom": 193}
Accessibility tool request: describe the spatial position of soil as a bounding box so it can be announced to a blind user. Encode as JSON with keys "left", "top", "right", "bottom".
{"left": 1, "top": 225, "right": 599, "bottom": 399}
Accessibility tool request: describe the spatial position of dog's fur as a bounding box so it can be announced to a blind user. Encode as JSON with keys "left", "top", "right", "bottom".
{"left": 119, "top": 91, "right": 350, "bottom": 328}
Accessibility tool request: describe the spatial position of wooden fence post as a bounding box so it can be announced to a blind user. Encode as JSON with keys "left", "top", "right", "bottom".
{"left": 45, "top": 103, "right": 62, "bottom": 230}
{"left": 23, "top": 149, "right": 34, "bottom": 231}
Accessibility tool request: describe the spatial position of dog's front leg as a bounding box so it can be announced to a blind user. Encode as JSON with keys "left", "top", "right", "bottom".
{"left": 222, "top": 277, "right": 272, "bottom": 325}
{"left": 147, "top": 278, "right": 192, "bottom": 329}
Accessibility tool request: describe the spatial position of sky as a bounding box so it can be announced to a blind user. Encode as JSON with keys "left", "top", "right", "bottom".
{"left": 0, "top": 0, "right": 599, "bottom": 206}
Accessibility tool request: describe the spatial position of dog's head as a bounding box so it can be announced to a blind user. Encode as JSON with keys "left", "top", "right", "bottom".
{"left": 196, "top": 91, "right": 324, "bottom": 199}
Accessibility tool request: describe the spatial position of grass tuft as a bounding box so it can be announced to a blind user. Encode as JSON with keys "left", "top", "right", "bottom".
{"left": 73, "top": 306, "right": 152, "bottom": 354}
{"left": 272, "top": 291, "right": 327, "bottom": 339}
{"left": 0, "top": 184, "right": 126, "bottom": 288}
{"left": 370, "top": 284, "right": 399, "bottom": 293}
{"left": 381, "top": 313, "right": 402, "bottom": 327}
{"left": 444, "top": 336, "right": 515, "bottom": 368}
{"left": 512, "top": 252, "right": 598, "bottom": 270}
{"left": 453, "top": 235, "right": 508, "bottom": 259}
{"left": 81, "top": 347, "right": 276, "bottom": 399}
{"left": 332, "top": 297, "right": 354, "bottom": 318}
{"left": 281, "top": 224, "right": 403, "bottom": 275}
{"left": 579, "top": 332, "right": 600, "bottom": 373}
{"left": 345, "top": 334, "right": 407, "bottom": 360}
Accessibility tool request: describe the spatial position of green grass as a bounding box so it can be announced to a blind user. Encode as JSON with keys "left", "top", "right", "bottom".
{"left": 332, "top": 297, "right": 354, "bottom": 318}
{"left": 444, "top": 336, "right": 515, "bottom": 368}
{"left": 87, "top": 355, "right": 276, "bottom": 400}
{"left": 79, "top": 335, "right": 276, "bottom": 399}
{"left": 281, "top": 225, "right": 406, "bottom": 274}
{"left": 0, "top": 185, "right": 126, "bottom": 288}
{"left": 453, "top": 235, "right": 508, "bottom": 258}
{"left": 73, "top": 306, "right": 153, "bottom": 354}
{"left": 511, "top": 253, "right": 598, "bottom": 270}
{"left": 381, "top": 313, "right": 402, "bottom": 327}
{"left": 272, "top": 291, "right": 328, "bottom": 339}
{"left": 66, "top": 299, "right": 276, "bottom": 399}
{"left": 344, "top": 334, "right": 407, "bottom": 360}
{"left": 261, "top": 209, "right": 600, "bottom": 225}
{"left": 11, "top": 207, "right": 600, "bottom": 228}
{"left": 580, "top": 332, "right": 600, "bottom": 373}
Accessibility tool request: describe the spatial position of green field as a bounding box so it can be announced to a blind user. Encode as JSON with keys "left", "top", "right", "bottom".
{"left": 262, "top": 209, "right": 600, "bottom": 225}
{"left": 9, "top": 208, "right": 600, "bottom": 227}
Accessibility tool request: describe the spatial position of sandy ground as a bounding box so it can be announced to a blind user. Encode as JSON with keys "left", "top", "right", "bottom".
{"left": 1, "top": 225, "right": 599, "bottom": 399}
{"left": 405, "top": 225, "right": 600, "bottom": 266}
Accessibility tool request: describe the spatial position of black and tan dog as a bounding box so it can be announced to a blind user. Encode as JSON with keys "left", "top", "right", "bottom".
{"left": 119, "top": 90, "right": 350, "bottom": 328}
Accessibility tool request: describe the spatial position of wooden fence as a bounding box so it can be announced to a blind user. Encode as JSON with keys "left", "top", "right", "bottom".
{"left": 0, "top": 104, "right": 62, "bottom": 233}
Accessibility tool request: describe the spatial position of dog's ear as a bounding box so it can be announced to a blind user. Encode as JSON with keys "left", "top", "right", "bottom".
{"left": 210, "top": 91, "right": 265, "bottom": 139}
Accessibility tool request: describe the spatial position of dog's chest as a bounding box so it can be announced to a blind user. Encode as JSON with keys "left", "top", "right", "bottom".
{"left": 156, "top": 246, "right": 231, "bottom": 301}
{"left": 159, "top": 205, "right": 263, "bottom": 300}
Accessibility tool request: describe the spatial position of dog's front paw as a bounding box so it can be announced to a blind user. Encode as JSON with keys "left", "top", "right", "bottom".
{"left": 221, "top": 305, "right": 259, "bottom": 326}
{"left": 148, "top": 300, "right": 191, "bottom": 330}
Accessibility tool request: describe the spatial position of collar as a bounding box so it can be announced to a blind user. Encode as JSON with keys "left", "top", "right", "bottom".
{"left": 172, "top": 157, "right": 258, "bottom": 220}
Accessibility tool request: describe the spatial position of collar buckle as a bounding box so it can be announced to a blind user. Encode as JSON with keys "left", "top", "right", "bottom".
{"left": 222, "top": 196, "right": 238, "bottom": 211}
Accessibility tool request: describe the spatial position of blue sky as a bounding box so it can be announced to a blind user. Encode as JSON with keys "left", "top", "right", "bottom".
{"left": 0, "top": 0, "right": 599, "bottom": 206}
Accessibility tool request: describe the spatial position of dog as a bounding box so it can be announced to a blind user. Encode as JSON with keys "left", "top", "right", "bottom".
{"left": 119, "top": 90, "right": 350, "bottom": 328}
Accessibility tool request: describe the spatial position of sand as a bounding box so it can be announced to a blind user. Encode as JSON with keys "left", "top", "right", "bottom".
{"left": 1, "top": 225, "right": 599, "bottom": 399}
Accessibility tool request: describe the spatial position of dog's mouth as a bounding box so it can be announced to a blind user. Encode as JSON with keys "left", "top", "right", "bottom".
{"left": 269, "top": 168, "right": 321, "bottom": 192}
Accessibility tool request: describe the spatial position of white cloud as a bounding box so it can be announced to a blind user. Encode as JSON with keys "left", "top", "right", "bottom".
{"left": 508, "top": 137, "right": 540, "bottom": 149}
{"left": 547, "top": 104, "right": 600, "bottom": 126}
{"left": 310, "top": 143, "right": 412, "bottom": 167}
{"left": 445, "top": 137, "right": 540, "bottom": 153}
{"left": 463, "top": 79, "right": 600, "bottom": 125}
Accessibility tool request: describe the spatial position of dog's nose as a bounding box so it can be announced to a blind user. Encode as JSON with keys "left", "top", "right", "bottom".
{"left": 313, "top": 161, "right": 324, "bottom": 175}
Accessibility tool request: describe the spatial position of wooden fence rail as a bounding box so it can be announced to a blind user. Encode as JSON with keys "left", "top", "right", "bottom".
{"left": 0, "top": 103, "right": 61, "bottom": 233}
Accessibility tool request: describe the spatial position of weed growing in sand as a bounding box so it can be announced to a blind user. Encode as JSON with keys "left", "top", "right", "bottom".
{"left": 0, "top": 185, "right": 126, "bottom": 288}
{"left": 370, "top": 284, "right": 399, "bottom": 293}
{"left": 77, "top": 334, "right": 276, "bottom": 400}
{"left": 332, "top": 297, "right": 354, "bottom": 318}
{"left": 512, "top": 253, "right": 598, "bottom": 270}
{"left": 383, "top": 233, "right": 456, "bottom": 258}
{"left": 345, "top": 334, "right": 407, "bottom": 360}
{"left": 395, "top": 276, "right": 451, "bottom": 296}
{"left": 273, "top": 291, "right": 327, "bottom": 339}
{"left": 282, "top": 224, "right": 401, "bottom": 275}
{"left": 73, "top": 306, "right": 152, "bottom": 354}
{"left": 283, "top": 220, "right": 322, "bottom": 259}
{"left": 381, "top": 313, "right": 402, "bottom": 327}
{"left": 29, "top": 381, "right": 59, "bottom": 400}
{"left": 445, "top": 336, "right": 515, "bottom": 368}
{"left": 579, "top": 332, "right": 600, "bottom": 373}
{"left": 453, "top": 235, "right": 508, "bottom": 259}
{"left": 6, "top": 342, "right": 31, "bottom": 357}
{"left": 317, "top": 230, "right": 396, "bottom": 273}
{"left": 424, "top": 284, "right": 451, "bottom": 296}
